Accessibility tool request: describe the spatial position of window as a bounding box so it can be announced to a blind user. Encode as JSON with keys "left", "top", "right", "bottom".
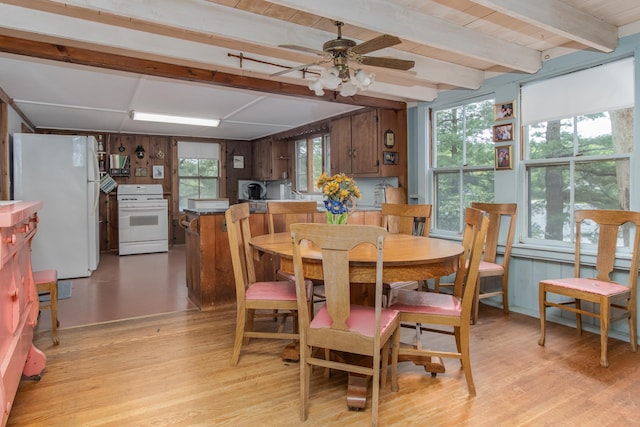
{"left": 295, "top": 133, "right": 329, "bottom": 192}
{"left": 522, "top": 58, "right": 634, "bottom": 244}
{"left": 432, "top": 98, "right": 495, "bottom": 233}
{"left": 177, "top": 141, "right": 220, "bottom": 211}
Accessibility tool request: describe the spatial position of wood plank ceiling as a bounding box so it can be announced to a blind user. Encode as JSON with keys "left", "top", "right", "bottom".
{"left": 0, "top": 0, "right": 639, "bottom": 138}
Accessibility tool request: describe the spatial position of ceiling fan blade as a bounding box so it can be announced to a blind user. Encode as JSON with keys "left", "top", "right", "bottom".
{"left": 359, "top": 56, "right": 415, "bottom": 71}
{"left": 271, "top": 61, "right": 322, "bottom": 77}
{"left": 350, "top": 34, "right": 401, "bottom": 55}
{"left": 278, "top": 44, "right": 326, "bottom": 56}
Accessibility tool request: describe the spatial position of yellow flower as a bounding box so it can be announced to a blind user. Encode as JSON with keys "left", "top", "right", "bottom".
{"left": 316, "top": 172, "right": 361, "bottom": 203}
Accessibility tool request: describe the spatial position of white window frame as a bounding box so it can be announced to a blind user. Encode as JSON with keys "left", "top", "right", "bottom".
{"left": 177, "top": 141, "right": 220, "bottom": 211}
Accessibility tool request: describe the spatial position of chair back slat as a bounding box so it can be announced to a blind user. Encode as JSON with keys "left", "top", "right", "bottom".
{"left": 381, "top": 203, "right": 432, "bottom": 237}
{"left": 267, "top": 201, "right": 318, "bottom": 234}
{"left": 452, "top": 207, "right": 488, "bottom": 299}
{"left": 291, "top": 223, "right": 386, "bottom": 335}
{"left": 226, "top": 203, "right": 255, "bottom": 299}
{"left": 470, "top": 202, "right": 517, "bottom": 264}
{"left": 574, "top": 209, "right": 640, "bottom": 289}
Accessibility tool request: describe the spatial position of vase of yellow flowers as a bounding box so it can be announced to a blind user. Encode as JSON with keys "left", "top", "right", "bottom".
{"left": 316, "top": 172, "right": 361, "bottom": 224}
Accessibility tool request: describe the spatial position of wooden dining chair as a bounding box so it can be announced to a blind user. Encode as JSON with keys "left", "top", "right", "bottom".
{"left": 389, "top": 207, "right": 489, "bottom": 395}
{"left": 384, "top": 186, "right": 407, "bottom": 204}
{"left": 266, "top": 200, "right": 324, "bottom": 304}
{"left": 469, "top": 202, "right": 517, "bottom": 324}
{"left": 538, "top": 209, "right": 640, "bottom": 367}
{"left": 380, "top": 203, "right": 432, "bottom": 305}
{"left": 267, "top": 201, "right": 318, "bottom": 235}
{"left": 290, "top": 223, "right": 400, "bottom": 426}
{"left": 266, "top": 201, "right": 318, "bottom": 280}
{"left": 225, "top": 203, "right": 312, "bottom": 366}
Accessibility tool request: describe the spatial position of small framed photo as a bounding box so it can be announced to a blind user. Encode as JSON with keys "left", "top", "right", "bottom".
{"left": 494, "top": 101, "right": 515, "bottom": 121}
{"left": 495, "top": 146, "right": 513, "bottom": 170}
{"left": 152, "top": 165, "right": 164, "bottom": 179}
{"left": 492, "top": 123, "right": 514, "bottom": 142}
{"left": 383, "top": 151, "right": 398, "bottom": 165}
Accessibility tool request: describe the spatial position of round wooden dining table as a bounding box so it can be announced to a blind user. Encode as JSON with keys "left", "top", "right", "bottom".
{"left": 250, "top": 232, "right": 463, "bottom": 289}
{"left": 250, "top": 231, "right": 464, "bottom": 409}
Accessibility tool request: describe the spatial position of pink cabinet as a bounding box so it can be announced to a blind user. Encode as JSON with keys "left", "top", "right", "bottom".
{"left": 0, "top": 201, "right": 45, "bottom": 426}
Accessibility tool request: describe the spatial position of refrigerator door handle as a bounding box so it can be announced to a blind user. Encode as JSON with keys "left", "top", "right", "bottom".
{"left": 88, "top": 137, "right": 100, "bottom": 182}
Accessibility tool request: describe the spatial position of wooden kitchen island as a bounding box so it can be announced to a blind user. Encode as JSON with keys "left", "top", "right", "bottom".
{"left": 180, "top": 204, "right": 382, "bottom": 310}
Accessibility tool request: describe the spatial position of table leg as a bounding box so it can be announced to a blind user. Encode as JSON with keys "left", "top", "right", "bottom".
{"left": 281, "top": 341, "right": 300, "bottom": 362}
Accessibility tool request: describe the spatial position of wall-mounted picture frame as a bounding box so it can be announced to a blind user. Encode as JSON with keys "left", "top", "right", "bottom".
{"left": 494, "top": 101, "right": 515, "bottom": 121}
{"left": 152, "top": 165, "right": 164, "bottom": 179}
{"left": 383, "top": 151, "right": 398, "bottom": 165}
{"left": 492, "top": 123, "right": 514, "bottom": 142}
{"left": 495, "top": 145, "right": 513, "bottom": 170}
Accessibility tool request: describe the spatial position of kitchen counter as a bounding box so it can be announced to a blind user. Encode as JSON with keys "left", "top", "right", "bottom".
{"left": 186, "top": 201, "right": 382, "bottom": 215}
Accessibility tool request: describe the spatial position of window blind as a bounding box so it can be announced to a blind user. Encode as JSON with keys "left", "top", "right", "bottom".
{"left": 177, "top": 141, "right": 219, "bottom": 159}
{"left": 521, "top": 57, "right": 634, "bottom": 125}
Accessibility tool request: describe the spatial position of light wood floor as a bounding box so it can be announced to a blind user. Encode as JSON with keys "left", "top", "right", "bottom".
{"left": 11, "top": 301, "right": 640, "bottom": 425}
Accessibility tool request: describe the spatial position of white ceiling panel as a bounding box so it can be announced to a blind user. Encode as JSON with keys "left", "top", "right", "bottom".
{"left": 229, "top": 97, "right": 361, "bottom": 127}
{"left": 14, "top": 103, "right": 128, "bottom": 132}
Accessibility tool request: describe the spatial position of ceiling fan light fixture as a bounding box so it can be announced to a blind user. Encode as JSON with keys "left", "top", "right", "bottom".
{"left": 311, "top": 66, "right": 374, "bottom": 97}
{"left": 130, "top": 111, "right": 220, "bottom": 127}
{"left": 308, "top": 78, "right": 325, "bottom": 96}
{"left": 320, "top": 67, "right": 342, "bottom": 90}
{"left": 339, "top": 81, "right": 359, "bottom": 97}
{"left": 354, "top": 69, "right": 374, "bottom": 88}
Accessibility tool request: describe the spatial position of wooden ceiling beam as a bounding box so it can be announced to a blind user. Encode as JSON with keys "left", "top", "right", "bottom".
{"left": 269, "top": 0, "right": 542, "bottom": 73}
{"left": 2, "top": 0, "right": 479, "bottom": 92}
{"left": 0, "top": 35, "right": 406, "bottom": 111}
{"left": 470, "top": 0, "right": 618, "bottom": 52}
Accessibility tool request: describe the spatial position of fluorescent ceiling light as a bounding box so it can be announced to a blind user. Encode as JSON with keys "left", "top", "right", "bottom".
{"left": 130, "top": 111, "right": 220, "bottom": 127}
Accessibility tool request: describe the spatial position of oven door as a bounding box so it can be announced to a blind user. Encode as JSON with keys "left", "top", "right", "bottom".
{"left": 118, "top": 202, "right": 168, "bottom": 244}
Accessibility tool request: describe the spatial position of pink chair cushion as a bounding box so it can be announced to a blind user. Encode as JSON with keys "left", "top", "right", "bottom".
{"left": 478, "top": 261, "right": 503, "bottom": 276}
{"left": 310, "top": 304, "right": 399, "bottom": 337}
{"left": 246, "top": 279, "right": 313, "bottom": 301}
{"left": 541, "top": 277, "right": 629, "bottom": 297}
{"left": 246, "top": 280, "right": 297, "bottom": 301}
{"left": 33, "top": 269, "right": 57, "bottom": 285}
{"left": 389, "top": 291, "right": 462, "bottom": 317}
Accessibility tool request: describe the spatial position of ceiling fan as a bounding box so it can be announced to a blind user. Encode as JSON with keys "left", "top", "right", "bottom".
{"left": 272, "top": 21, "right": 414, "bottom": 95}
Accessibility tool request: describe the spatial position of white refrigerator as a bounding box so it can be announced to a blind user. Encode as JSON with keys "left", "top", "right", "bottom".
{"left": 12, "top": 133, "right": 100, "bottom": 279}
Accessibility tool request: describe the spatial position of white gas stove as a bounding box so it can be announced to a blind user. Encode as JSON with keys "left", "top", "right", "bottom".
{"left": 117, "top": 184, "right": 168, "bottom": 255}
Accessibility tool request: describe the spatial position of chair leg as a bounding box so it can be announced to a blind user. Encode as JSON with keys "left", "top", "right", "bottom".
{"left": 459, "top": 322, "right": 476, "bottom": 396}
{"left": 629, "top": 307, "right": 638, "bottom": 353}
{"left": 391, "top": 326, "right": 400, "bottom": 392}
{"left": 575, "top": 299, "right": 583, "bottom": 335}
{"left": 300, "top": 342, "right": 311, "bottom": 421}
{"left": 471, "top": 277, "right": 480, "bottom": 325}
{"left": 380, "top": 340, "right": 389, "bottom": 389}
{"left": 244, "top": 309, "right": 255, "bottom": 345}
{"left": 371, "top": 350, "right": 381, "bottom": 427}
{"left": 599, "top": 300, "right": 610, "bottom": 368}
{"left": 538, "top": 286, "right": 546, "bottom": 346}
{"left": 49, "top": 281, "right": 59, "bottom": 345}
{"left": 454, "top": 326, "right": 463, "bottom": 367}
{"left": 501, "top": 275, "right": 509, "bottom": 315}
{"left": 230, "top": 308, "right": 246, "bottom": 366}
